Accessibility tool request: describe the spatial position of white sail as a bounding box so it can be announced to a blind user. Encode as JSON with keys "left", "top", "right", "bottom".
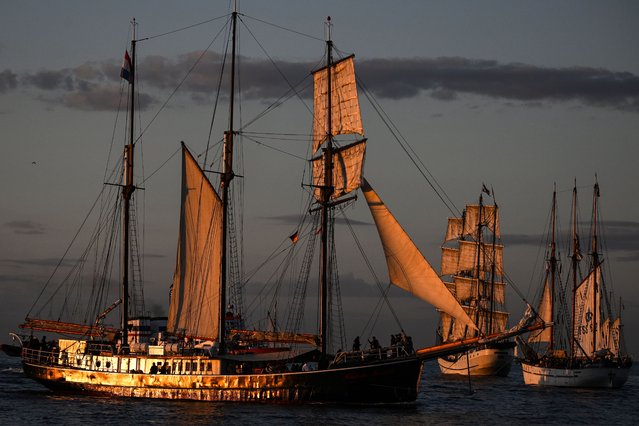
{"left": 441, "top": 241, "right": 503, "bottom": 276}
{"left": 444, "top": 217, "right": 463, "bottom": 242}
{"left": 610, "top": 318, "right": 621, "bottom": 357}
{"left": 464, "top": 204, "right": 500, "bottom": 238}
{"left": 573, "top": 265, "right": 602, "bottom": 358}
{"left": 528, "top": 275, "right": 553, "bottom": 344}
{"left": 312, "top": 140, "right": 366, "bottom": 201}
{"left": 312, "top": 56, "right": 364, "bottom": 153}
{"left": 362, "top": 178, "right": 477, "bottom": 332}
{"left": 597, "top": 318, "right": 611, "bottom": 352}
{"left": 167, "top": 145, "right": 223, "bottom": 340}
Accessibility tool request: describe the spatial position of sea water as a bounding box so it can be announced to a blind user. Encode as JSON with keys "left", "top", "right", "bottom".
{"left": 1, "top": 352, "right": 636, "bottom": 425}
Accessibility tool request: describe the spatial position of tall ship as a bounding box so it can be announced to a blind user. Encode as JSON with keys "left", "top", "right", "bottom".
{"left": 518, "top": 182, "right": 632, "bottom": 387}
{"left": 437, "top": 193, "right": 515, "bottom": 376}
{"left": 15, "top": 10, "right": 537, "bottom": 403}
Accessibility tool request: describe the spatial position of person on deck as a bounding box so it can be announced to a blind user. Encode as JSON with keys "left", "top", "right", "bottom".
{"left": 150, "top": 363, "right": 158, "bottom": 374}
{"left": 352, "top": 336, "right": 361, "bottom": 351}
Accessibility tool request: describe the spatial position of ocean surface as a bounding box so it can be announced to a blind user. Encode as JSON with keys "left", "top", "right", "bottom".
{"left": 1, "top": 352, "right": 636, "bottom": 425}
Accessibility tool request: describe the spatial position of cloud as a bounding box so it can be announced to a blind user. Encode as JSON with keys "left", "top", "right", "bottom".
{"left": 5, "top": 53, "right": 639, "bottom": 112}
{"left": 0, "top": 258, "right": 77, "bottom": 268}
{"left": 356, "top": 57, "right": 639, "bottom": 111}
{"left": 261, "top": 213, "right": 371, "bottom": 226}
{"left": 503, "top": 220, "right": 639, "bottom": 262}
{"left": 3, "top": 220, "right": 46, "bottom": 235}
{"left": 0, "top": 69, "right": 18, "bottom": 93}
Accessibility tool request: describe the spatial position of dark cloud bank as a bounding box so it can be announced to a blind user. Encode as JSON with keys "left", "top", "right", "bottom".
{"left": 504, "top": 220, "right": 639, "bottom": 262}
{"left": 1, "top": 53, "right": 638, "bottom": 112}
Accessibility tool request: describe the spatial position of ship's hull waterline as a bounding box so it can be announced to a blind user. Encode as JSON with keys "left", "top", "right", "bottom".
{"left": 520, "top": 362, "right": 631, "bottom": 388}
{"left": 437, "top": 342, "right": 514, "bottom": 377}
{"left": 23, "top": 354, "right": 423, "bottom": 403}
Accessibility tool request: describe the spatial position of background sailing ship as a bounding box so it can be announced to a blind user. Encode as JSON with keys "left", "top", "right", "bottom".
{"left": 518, "top": 182, "right": 632, "bottom": 387}
{"left": 437, "top": 192, "right": 515, "bottom": 376}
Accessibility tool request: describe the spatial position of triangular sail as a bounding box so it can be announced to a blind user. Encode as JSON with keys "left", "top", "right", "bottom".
{"left": 312, "top": 56, "right": 364, "bottom": 153}
{"left": 528, "top": 275, "right": 553, "bottom": 343}
{"left": 167, "top": 145, "right": 223, "bottom": 340}
{"left": 312, "top": 140, "right": 366, "bottom": 201}
{"left": 361, "top": 178, "right": 477, "bottom": 331}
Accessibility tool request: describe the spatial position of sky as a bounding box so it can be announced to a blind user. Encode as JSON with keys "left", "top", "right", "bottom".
{"left": 1, "top": 1, "right": 638, "bottom": 356}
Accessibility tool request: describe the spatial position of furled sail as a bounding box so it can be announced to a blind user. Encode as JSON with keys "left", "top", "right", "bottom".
{"left": 528, "top": 276, "right": 553, "bottom": 343}
{"left": 362, "top": 178, "right": 477, "bottom": 331}
{"left": 312, "top": 56, "right": 364, "bottom": 153}
{"left": 573, "top": 265, "right": 602, "bottom": 357}
{"left": 167, "top": 145, "right": 223, "bottom": 340}
{"left": 312, "top": 140, "right": 366, "bottom": 201}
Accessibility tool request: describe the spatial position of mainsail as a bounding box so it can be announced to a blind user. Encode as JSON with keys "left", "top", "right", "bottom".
{"left": 361, "top": 178, "right": 477, "bottom": 332}
{"left": 167, "top": 145, "right": 223, "bottom": 340}
{"left": 312, "top": 56, "right": 364, "bottom": 153}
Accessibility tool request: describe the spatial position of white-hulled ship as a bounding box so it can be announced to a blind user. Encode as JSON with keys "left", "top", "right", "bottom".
{"left": 518, "top": 182, "right": 632, "bottom": 388}
{"left": 437, "top": 193, "right": 515, "bottom": 376}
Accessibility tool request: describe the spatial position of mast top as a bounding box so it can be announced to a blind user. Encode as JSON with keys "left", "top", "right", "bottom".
{"left": 325, "top": 16, "right": 332, "bottom": 42}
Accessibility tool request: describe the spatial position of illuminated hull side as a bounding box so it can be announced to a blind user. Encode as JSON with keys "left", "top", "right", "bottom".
{"left": 521, "top": 362, "right": 631, "bottom": 388}
{"left": 437, "top": 342, "right": 514, "bottom": 377}
{"left": 22, "top": 350, "right": 423, "bottom": 403}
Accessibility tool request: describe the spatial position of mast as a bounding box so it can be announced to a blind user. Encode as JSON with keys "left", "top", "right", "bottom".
{"left": 548, "top": 186, "right": 557, "bottom": 352}
{"left": 219, "top": 10, "right": 238, "bottom": 355}
{"left": 569, "top": 181, "right": 579, "bottom": 358}
{"left": 590, "top": 180, "right": 600, "bottom": 354}
{"left": 488, "top": 199, "right": 497, "bottom": 334}
{"left": 121, "top": 23, "right": 137, "bottom": 351}
{"left": 473, "top": 195, "right": 484, "bottom": 335}
{"left": 319, "top": 16, "right": 334, "bottom": 357}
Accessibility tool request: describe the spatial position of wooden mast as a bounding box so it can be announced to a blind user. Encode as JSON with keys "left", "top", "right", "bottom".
{"left": 488, "top": 198, "right": 497, "bottom": 334}
{"left": 590, "top": 180, "right": 600, "bottom": 355}
{"left": 473, "top": 194, "right": 484, "bottom": 336}
{"left": 219, "top": 10, "right": 238, "bottom": 356}
{"left": 548, "top": 186, "right": 557, "bottom": 352}
{"left": 569, "top": 182, "right": 579, "bottom": 358}
{"left": 319, "top": 16, "right": 334, "bottom": 358}
{"left": 121, "top": 22, "right": 137, "bottom": 352}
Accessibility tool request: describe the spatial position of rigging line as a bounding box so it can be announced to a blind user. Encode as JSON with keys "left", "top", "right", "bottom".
{"left": 138, "top": 146, "right": 181, "bottom": 187}
{"left": 139, "top": 14, "right": 230, "bottom": 41}
{"left": 238, "top": 15, "right": 317, "bottom": 122}
{"left": 242, "top": 134, "right": 311, "bottom": 143}
{"left": 204, "top": 14, "right": 232, "bottom": 167}
{"left": 241, "top": 131, "right": 311, "bottom": 137}
{"left": 134, "top": 20, "right": 229, "bottom": 147}
{"left": 339, "top": 207, "right": 405, "bottom": 332}
{"left": 240, "top": 13, "right": 324, "bottom": 42}
{"left": 357, "top": 77, "right": 461, "bottom": 218}
{"left": 27, "top": 185, "right": 109, "bottom": 316}
{"left": 238, "top": 78, "right": 312, "bottom": 132}
{"left": 242, "top": 134, "right": 307, "bottom": 161}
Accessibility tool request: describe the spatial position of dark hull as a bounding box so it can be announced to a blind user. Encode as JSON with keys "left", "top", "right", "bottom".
{"left": 23, "top": 356, "right": 423, "bottom": 403}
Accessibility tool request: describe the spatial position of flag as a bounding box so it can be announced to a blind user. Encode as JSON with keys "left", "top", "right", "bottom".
{"left": 120, "top": 50, "right": 133, "bottom": 83}
{"left": 289, "top": 231, "right": 299, "bottom": 244}
{"left": 481, "top": 183, "right": 491, "bottom": 196}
